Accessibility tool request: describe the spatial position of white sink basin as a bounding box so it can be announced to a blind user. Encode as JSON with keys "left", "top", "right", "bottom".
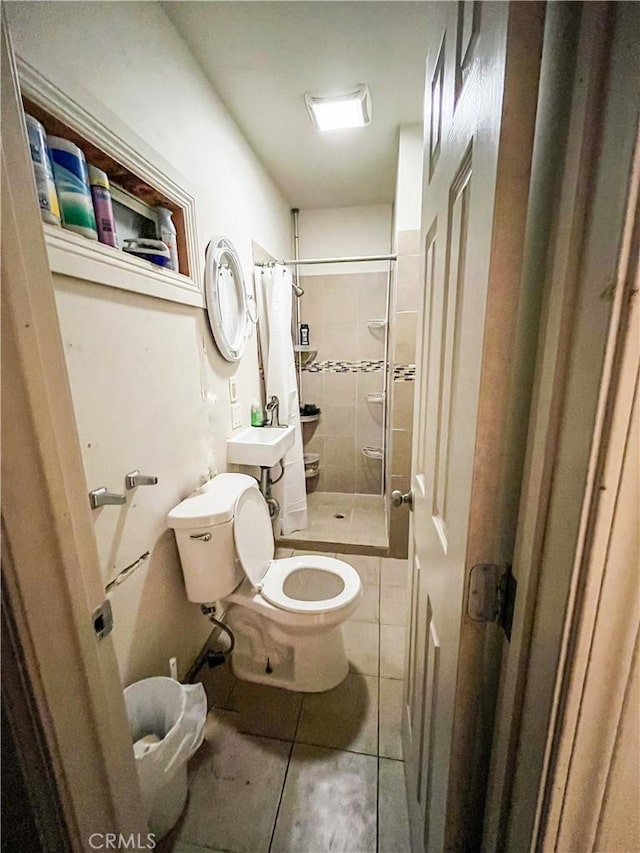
{"left": 226, "top": 425, "right": 295, "bottom": 467}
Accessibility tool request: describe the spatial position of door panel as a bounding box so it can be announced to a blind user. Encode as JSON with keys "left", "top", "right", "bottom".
{"left": 402, "top": 3, "right": 545, "bottom": 850}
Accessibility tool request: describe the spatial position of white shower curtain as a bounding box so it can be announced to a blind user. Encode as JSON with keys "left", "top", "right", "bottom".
{"left": 256, "top": 264, "right": 307, "bottom": 535}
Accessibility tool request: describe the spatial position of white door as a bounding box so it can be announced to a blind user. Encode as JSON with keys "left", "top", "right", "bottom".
{"left": 402, "top": 3, "right": 544, "bottom": 850}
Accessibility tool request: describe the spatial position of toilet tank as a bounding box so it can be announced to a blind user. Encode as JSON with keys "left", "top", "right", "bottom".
{"left": 167, "top": 473, "right": 257, "bottom": 603}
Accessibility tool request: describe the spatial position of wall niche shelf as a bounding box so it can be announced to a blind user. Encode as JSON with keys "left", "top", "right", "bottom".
{"left": 366, "top": 391, "right": 385, "bottom": 405}
{"left": 300, "top": 413, "right": 320, "bottom": 424}
{"left": 18, "top": 59, "right": 202, "bottom": 308}
{"left": 361, "top": 446, "right": 384, "bottom": 461}
{"left": 294, "top": 345, "right": 317, "bottom": 367}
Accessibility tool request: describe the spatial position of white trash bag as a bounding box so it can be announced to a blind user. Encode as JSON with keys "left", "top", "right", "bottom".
{"left": 123, "top": 677, "right": 207, "bottom": 839}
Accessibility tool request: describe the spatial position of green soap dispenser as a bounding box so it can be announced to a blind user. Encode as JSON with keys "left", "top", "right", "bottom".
{"left": 250, "top": 399, "right": 264, "bottom": 426}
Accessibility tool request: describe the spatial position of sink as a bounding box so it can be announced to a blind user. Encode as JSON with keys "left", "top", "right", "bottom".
{"left": 226, "top": 425, "right": 295, "bottom": 467}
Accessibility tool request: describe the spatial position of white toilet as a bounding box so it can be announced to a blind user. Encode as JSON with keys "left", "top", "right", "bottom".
{"left": 167, "top": 473, "right": 362, "bottom": 692}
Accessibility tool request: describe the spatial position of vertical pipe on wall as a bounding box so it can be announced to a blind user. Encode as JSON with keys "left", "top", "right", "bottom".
{"left": 292, "top": 208, "right": 303, "bottom": 399}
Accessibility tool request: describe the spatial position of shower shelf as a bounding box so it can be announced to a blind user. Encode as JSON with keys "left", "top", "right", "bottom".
{"left": 361, "top": 446, "right": 384, "bottom": 461}
{"left": 366, "top": 392, "right": 385, "bottom": 405}
{"left": 300, "top": 414, "right": 320, "bottom": 423}
{"left": 294, "top": 345, "right": 317, "bottom": 367}
{"left": 367, "top": 319, "right": 387, "bottom": 331}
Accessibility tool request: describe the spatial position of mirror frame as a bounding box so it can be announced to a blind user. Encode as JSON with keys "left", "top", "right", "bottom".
{"left": 204, "top": 236, "right": 249, "bottom": 362}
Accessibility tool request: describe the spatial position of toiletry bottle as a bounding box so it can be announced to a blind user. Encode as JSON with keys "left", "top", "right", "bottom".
{"left": 24, "top": 114, "right": 61, "bottom": 226}
{"left": 155, "top": 206, "right": 179, "bottom": 272}
{"left": 48, "top": 136, "right": 98, "bottom": 240}
{"left": 251, "top": 399, "right": 264, "bottom": 426}
{"left": 299, "top": 324, "right": 310, "bottom": 346}
{"left": 88, "top": 165, "right": 118, "bottom": 247}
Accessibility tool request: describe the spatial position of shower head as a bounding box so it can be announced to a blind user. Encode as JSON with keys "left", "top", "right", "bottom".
{"left": 292, "top": 282, "right": 305, "bottom": 297}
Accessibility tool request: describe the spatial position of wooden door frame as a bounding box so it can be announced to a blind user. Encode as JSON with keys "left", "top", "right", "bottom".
{"left": 484, "top": 3, "right": 639, "bottom": 850}
{"left": 539, "top": 128, "right": 639, "bottom": 853}
{"left": 1, "top": 14, "right": 146, "bottom": 849}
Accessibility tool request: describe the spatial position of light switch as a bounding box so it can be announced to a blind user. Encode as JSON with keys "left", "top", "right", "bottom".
{"left": 231, "top": 402, "right": 242, "bottom": 430}
{"left": 228, "top": 377, "right": 238, "bottom": 403}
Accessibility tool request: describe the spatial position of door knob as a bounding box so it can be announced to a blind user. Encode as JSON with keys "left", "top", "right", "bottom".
{"left": 391, "top": 489, "right": 413, "bottom": 509}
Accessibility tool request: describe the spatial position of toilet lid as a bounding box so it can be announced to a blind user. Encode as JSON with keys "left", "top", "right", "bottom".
{"left": 233, "top": 486, "right": 275, "bottom": 587}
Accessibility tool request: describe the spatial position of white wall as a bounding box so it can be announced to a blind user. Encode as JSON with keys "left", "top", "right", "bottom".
{"left": 6, "top": 1, "right": 292, "bottom": 685}
{"left": 394, "top": 123, "right": 423, "bottom": 237}
{"left": 297, "top": 204, "right": 392, "bottom": 276}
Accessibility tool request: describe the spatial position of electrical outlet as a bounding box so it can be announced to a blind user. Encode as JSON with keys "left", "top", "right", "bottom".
{"left": 231, "top": 402, "right": 242, "bottom": 430}
{"left": 228, "top": 377, "right": 238, "bottom": 403}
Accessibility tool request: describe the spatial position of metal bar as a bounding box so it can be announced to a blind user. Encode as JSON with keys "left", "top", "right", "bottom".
{"left": 292, "top": 208, "right": 303, "bottom": 397}
{"left": 257, "top": 253, "right": 397, "bottom": 267}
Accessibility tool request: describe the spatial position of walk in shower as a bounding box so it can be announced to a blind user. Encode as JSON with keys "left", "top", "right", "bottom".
{"left": 283, "top": 233, "right": 395, "bottom": 551}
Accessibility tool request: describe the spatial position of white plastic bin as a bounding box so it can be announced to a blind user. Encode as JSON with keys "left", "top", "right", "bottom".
{"left": 123, "top": 677, "right": 206, "bottom": 840}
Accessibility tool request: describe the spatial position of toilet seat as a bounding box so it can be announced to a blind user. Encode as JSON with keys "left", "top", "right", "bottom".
{"left": 233, "top": 487, "right": 361, "bottom": 615}
{"left": 261, "top": 555, "right": 361, "bottom": 614}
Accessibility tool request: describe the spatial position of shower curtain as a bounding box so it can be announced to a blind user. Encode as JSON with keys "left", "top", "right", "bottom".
{"left": 256, "top": 264, "right": 307, "bottom": 535}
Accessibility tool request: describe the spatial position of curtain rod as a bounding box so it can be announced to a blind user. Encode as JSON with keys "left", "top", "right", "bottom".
{"left": 256, "top": 253, "right": 397, "bottom": 267}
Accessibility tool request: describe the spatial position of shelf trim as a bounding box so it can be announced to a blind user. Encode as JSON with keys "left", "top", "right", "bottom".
{"left": 45, "top": 225, "right": 204, "bottom": 308}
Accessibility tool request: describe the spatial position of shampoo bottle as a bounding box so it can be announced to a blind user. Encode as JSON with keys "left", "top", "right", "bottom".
{"left": 88, "top": 165, "right": 117, "bottom": 247}
{"left": 155, "top": 206, "right": 179, "bottom": 272}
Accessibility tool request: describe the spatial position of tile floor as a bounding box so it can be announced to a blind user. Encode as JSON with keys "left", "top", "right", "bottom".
{"left": 160, "top": 553, "right": 410, "bottom": 853}
{"left": 284, "top": 492, "right": 387, "bottom": 549}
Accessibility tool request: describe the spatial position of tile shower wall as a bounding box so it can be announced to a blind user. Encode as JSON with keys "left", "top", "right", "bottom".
{"left": 387, "top": 229, "right": 421, "bottom": 557}
{"left": 300, "top": 273, "right": 388, "bottom": 494}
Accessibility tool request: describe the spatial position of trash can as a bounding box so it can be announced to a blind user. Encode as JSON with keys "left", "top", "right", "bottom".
{"left": 123, "top": 677, "right": 207, "bottom": 840}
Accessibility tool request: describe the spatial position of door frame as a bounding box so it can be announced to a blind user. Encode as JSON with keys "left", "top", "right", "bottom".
{"left": 1, "top": 14, "right": 145, "bottom": 849}
{"left": 483, "top": 3, "right": 640, "bottom": 850}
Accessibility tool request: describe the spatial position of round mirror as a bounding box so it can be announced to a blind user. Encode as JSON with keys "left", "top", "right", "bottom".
{"left": 204, "top": 236, "right": 249, "bottom": 362}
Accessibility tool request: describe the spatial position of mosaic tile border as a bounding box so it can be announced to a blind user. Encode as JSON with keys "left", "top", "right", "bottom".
{"left": 301, "top": 360, "right": 416, "bottom": 380}
{"left": 393, "top": 364, "right": 416, "bottom": 382}
{"left": 303, "top": 359, "right": 384, "bottom": 374}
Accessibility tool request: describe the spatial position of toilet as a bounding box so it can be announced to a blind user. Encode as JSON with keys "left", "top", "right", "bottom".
{"left": 167, "top": 473, "right": 362, "bottom": 692}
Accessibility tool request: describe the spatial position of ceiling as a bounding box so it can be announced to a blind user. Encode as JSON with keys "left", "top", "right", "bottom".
{"left": 162, "top": 1, "right": 431, "bottom": 209}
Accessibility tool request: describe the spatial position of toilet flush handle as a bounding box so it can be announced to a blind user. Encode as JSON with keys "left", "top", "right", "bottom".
{"left": 190, "top": 532, "right": 211, "bottom": 541}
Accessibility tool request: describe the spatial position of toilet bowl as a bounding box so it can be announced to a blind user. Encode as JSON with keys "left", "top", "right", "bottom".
{"left": 167, "top": 473, "right": 362, "bottom": 692}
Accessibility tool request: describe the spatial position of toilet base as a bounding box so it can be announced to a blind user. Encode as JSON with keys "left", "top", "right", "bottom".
{"left": 226, "top": 605, "right": 350, "bottom": 692}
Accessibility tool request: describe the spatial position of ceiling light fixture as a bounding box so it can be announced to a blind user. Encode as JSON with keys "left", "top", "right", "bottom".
{"left": 304, "top": 85, "right": 372, "bottom": 132}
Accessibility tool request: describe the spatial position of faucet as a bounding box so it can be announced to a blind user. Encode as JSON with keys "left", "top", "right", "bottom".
{"left": 265, "top": 395, "right": 280, "bottom": 427}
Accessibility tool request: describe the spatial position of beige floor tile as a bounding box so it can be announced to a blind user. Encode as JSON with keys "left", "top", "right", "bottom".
{"left": 317, "top": 490, "right": 356, "bottom": 510}
{"left": 351, "top": 583, "right": 380, "bottom": 623}
{"left": 176, "top": 727, "right": 289, "bottom": 852}
{"left": 378, "top": 758, "right": 412, "bottom": 852}
{"left": 381, "top": 557, "right": 409, "bottom": 587}
{"left": 354, "top": 493, "right": 384, "bottom": 509}
{"left": 379, "top": 678, "right": 404, "bottom": 760}
{"left": 296, "top": 673, "right": 379, "bottom": 756}
{"left": 340, "top": 553, "right": 381, "bottom": 585}
{"left": 380, "top": 625, "right": 406, "bottom": 680}
{"left": 343, "top": 620, "right": 379, "bottom": 677}
{"left": 218, "top": 678, "right": 302, "bottom": 741}
{"left": 270, "top": 744, "right": 377, "bottom": 853}
{"left": 349, "top": 526, "right": 387, "bottom": 548}
{"left": 380, "top": 585, "right": 408, "bottom": 626}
